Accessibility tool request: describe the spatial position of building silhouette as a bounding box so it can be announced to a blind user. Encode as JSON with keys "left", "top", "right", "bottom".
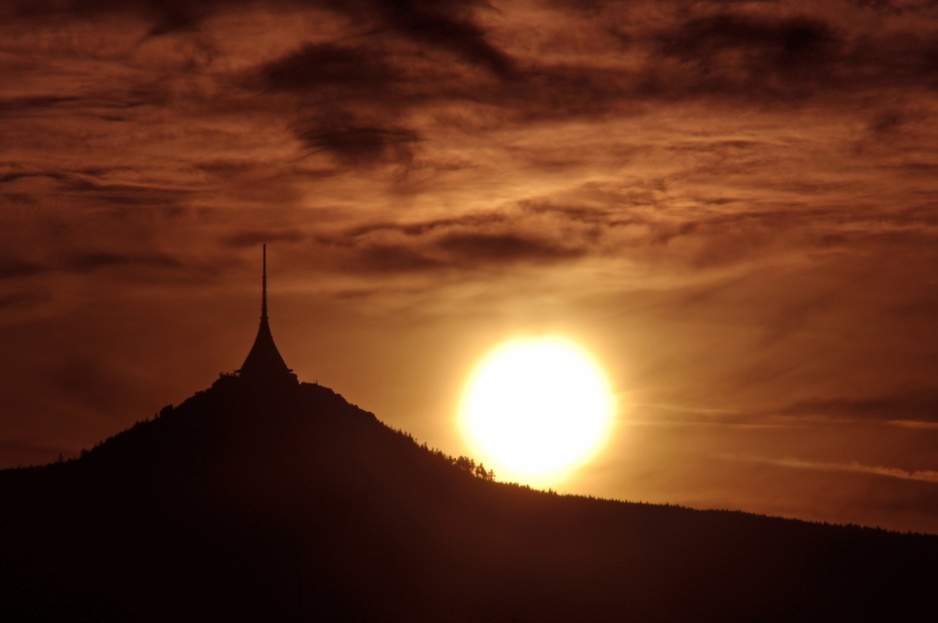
{"left": 235, "top": 244, "right": 298, "bottom": 387}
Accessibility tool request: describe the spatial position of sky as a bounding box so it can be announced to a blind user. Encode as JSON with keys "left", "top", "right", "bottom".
{"left": 1, "top": 0, "right": 937, "bottom": 534}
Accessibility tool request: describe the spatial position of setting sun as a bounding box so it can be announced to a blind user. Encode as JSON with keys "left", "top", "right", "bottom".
{"left": 459, "top": 337, "right": 616, "bottom": 485}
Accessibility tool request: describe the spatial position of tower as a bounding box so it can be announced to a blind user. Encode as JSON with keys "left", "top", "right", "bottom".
{"left": 237, "top": 244, "right": 298, "bottom": 385}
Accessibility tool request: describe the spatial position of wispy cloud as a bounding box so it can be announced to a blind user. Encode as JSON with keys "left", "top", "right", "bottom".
{"left": 778, "top": 388, "right": 938, "bottom": 423}
{"left": 745, "top": 456, "right": 938, "bottom": 484}
{"left": 888, "top": 420, "right": 938, "bottom": 430}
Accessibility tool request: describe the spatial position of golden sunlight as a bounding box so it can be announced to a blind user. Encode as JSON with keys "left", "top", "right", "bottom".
{"left": 459, "top": 337, "right": 615, "bottom": 486}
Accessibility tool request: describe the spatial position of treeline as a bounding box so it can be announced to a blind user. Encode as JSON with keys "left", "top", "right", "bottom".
{"left": 392, "top": 429, "right": 495, "bottom": 481}
{"left": 447, "top": 453, "right": 496, "bottom": 481}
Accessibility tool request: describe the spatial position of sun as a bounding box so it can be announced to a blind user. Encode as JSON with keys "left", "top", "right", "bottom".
{"left": 459, "top": 337, "right": 615, "bottom": 485}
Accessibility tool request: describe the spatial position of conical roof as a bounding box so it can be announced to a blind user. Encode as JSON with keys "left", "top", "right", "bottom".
{"left": 237, "top": 245, "right": 297, "bottom": 384}
{"left": 238, "top": 314, "right": 292, "bottom": 378}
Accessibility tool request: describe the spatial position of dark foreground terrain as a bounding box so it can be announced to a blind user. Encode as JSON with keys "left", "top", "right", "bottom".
{"left": 1, "top": 377, "right": 935, "bottom": 622}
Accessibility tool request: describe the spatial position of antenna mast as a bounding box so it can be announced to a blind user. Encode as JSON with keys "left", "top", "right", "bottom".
{"left": 261, "top": 243, "right": 268, "bottom": 321}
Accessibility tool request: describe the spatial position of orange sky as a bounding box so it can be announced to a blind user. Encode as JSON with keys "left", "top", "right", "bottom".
{"left": 1, "top": 0, "right": 937, "bottom": 533}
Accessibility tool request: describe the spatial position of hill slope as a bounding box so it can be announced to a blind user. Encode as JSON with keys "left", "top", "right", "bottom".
{"left": 1, "top": 377, "right": 935, "bottom": 622}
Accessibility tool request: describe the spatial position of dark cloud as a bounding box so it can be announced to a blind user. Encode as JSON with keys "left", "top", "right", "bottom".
{"left": 222, "top": 230, "right": 306, "bottom": 248}
{"left": 853, "top": 0, "right": 938, "bottom": 15}
{"left": 252, "top": 41, "right": 420, "bottom": 167}
{"left": 649, "top": 13, "right": 841, "bottom": 100}
{"left": 293, "top": 115, "right": 420, "bottom": 166}
{"left": 1, "top": 246, "right": 223, "bottom": 285}
{"left": 322, "top": 209, "right": 590, "bottom": 273}
{"left": 352, "top": 242, "right": 445, "bottom": 273}
{"left": 10, "top": 0, "right": 513, "bottom": 76}
{"left": 250, "top": 34, "right": 495, "bottom": 166}
{"left": 891, "top": 290, "right": 938, "bottom": 321}
{"left": 499, "top": 65, "right": 641, "bottom": 121}
{"left": 0, "top": 89, "right": 170, "bottom": 122}
{"left": 303, "top": 1, "right": 517, "bottom": 77}
{"left": 67, "top": 251, "right": 184, "bottom": 273}
{"left": 326, "top": 191, "right": 856, "bottom": 278}
{"left": 868, "top": 111, "right": 904, "bottom": 134}
{"left": 0, "top": 291, "right": 47, "bottom": 311}
{"left": 647, "top": 10, "right": 938, "bottom": 101}
{"left": 142, "top": 2, "right": 206, "bottom": 37}
{"left": 7, "top": 0, "right": 217, "bottom": 32}
{"left": 436, "top": 231, "right": 584, "bottom": 264}
{"left": 0, "top": 257, "right": 46, "bottom": 280}
{"left": 520, "top": 194, "right": 849, "bottom": 271}
{"left": 259, "top": 43, "right": 393, "bottom": 93}
{"left": 372, "top": 0, "right": 517, "bottom": 78}
{"left": 658, "top": 14, "right": 838, "bottom": 65}
{"left": 345, "top": 212, "right": 510, "bottom": 238}
{"left": 0, "top": 95, "right": 84, "bottom": 117}
{"left": 1, "top": 249, "right": 189, "bottom": 284}
{"left": 780, "top": 388, "right": 938, "bottom": 423}
{"left": 54, "top": 175, "right": 191, "bottom": 208}
{"left": 10, "top": 0, "right": 938, "bottom": 111}
{"left": 523, "top": 198, "right": 648, "bottom": 228}
{"left": 346, "top": 230, "right": 584, "bottom": 273}
{"left": 226, "top": 1, "right": 938, "bottom": 165}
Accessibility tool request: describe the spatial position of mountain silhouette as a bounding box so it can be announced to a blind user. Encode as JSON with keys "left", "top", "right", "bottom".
{"left": 1, "top": 248, "right": 935, "bottom": 621}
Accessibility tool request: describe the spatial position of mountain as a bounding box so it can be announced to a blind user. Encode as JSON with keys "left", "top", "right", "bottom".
{"left": 1, "top": 375, "right": 936, "bottom": 622}
{"left": 3, "top": 247, "right": 936, "bottom": 621}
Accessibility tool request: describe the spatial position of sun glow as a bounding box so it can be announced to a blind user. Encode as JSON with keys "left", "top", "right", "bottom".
{"left": 459, "top": 337, "right": 616, "bottom": 486}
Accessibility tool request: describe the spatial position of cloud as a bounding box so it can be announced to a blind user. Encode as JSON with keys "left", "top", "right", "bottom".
{"left": 752, "top": 456, "right": 938, "bottom": 484}
{"left": 779, "top": 388, "right": 938, "bottom": 423}
{"left": 319, "top": 208, "right": 591, "bottom": 274}
{"left": 251, "top": 41, "right": 422, "bottom": 167}
{"left": 889, "top": 420, "right": 938, "bottom": 430}
{"left": 351, "top": 242, "right": 446, "bottom": 273}
{"left": 293, "top": 116, "right": 421, "bottom": 167}
{"left": 0, "top": 257, "right": 46, "bottom": 280}
{"left": 57, "top": 177, "right": 192, "bottom": 208}
{"left": 336, "top": 230, "right": 586, "bottom": 274}
{"left": 0, "top": 96, "right": 85, "bottom": 118}
{"left": 222, "top": 230, "right": 306, "bottom": 248}
{"left": 0, "top": 84, "right": 172, "bottom": 125}
{"left": 259, "top": 43, "right": 393, "bottom": 93}
{"left": 0, "top": 291, "right": 47, "bottom": 311}
{"left": 435, "top": 231, "right": 584, "bottom": 264}
{"left": 141, "top": 2, "right": 206, "bottom": 37}
{"left": 316, "top": 180, "right": 870, "bottom": 279}
{"left": 345, "top": 213, "right": 510, "bottom": 238}
{"left": 852, "top": 0, "right": 938, "bottom": 15}
{"left": 644, "top": 13, "right": 841, "bottom": 101}
{"left": 370, "top": 0, "right": 517, "bottom": 78}
{"left": 66, "top": 251, "right": 184, "bottom": 274}
{"left": 6, "top": 0, "right": 222, "bottom": 34}
{"left": 658, "top": 14, "right": 838, "bottom": 66}
{"left": 508, "top": 6, "right": 931, "bottom": 107}
{"left": 0, "top": 250, "right": 189, "bottom": 281}
{"left": 9, "top": 0, "right": 514, "bottom": 78}
{"left": 1, "top": 164, "right": 194, "bottom": 217}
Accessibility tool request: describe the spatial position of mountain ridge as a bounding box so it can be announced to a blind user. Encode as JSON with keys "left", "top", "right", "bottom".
{"left": 1, "top": 376, "right": 936, "bottom": 622}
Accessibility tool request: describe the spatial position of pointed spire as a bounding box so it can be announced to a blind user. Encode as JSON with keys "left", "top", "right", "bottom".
{"left": 261, "top": 243, "right": 268, "bottom": 321}
{"left": 237, "top": 244, "right": 297, "bottom": 385}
